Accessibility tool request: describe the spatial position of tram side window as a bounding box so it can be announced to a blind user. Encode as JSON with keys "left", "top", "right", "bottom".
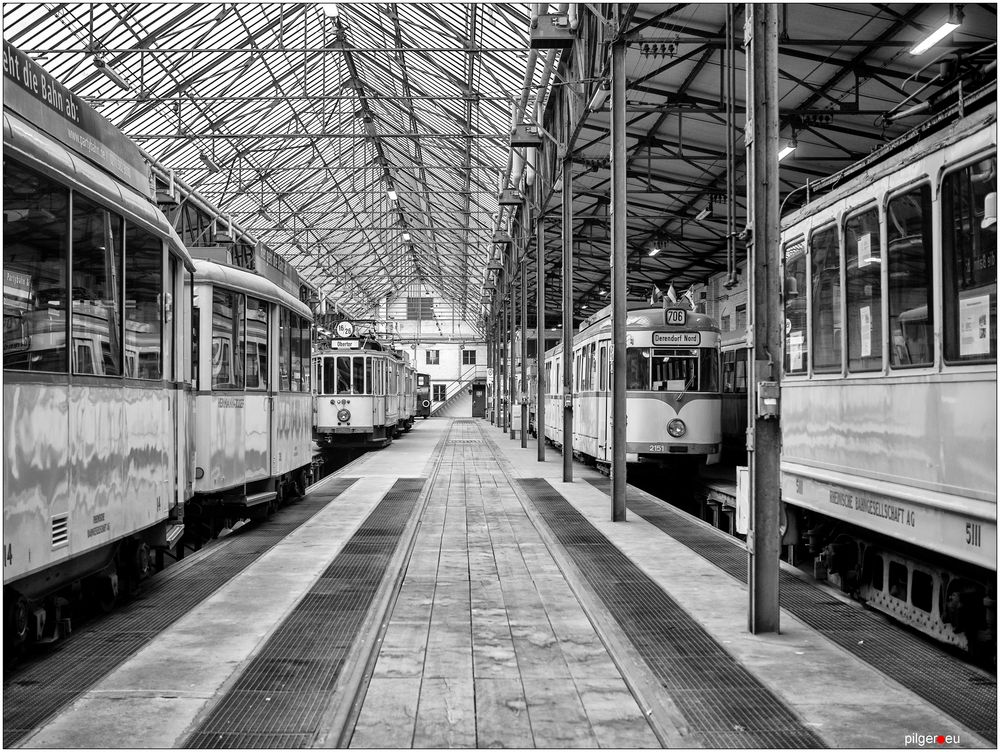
{"left": 942, "top": 156, "right": 997, "bottom": 362}
{"left": 599, "top": 345, "right": 608, "bottom": 391}
{"left": 3, "top": 162, "right": 70, "bottom": 372}
{"left": 811, "top": 225, "right": 842, "bottom": 372}
{"left": 626, "top": 348, "right": 650, "bottom": 389}
{"left": 845, "top": 208, "right": 882, "bottom": 372}
{"left": 784, "top": 239, "right": 808, "bottom": 374}
{"left": 700, "top": 348, "right": 720, "bottom": 392}
{"left": 300, "top": 316, "right": 312, "bottom": 391}
{"left": 289, "top": 313, "right": 302, "bottom": 391}
{"left": 245, "top": 297, "right": 268, "bottom": 390}
{"left": 72, "top": 195, "right": 123, "bottom": 376}
{"left": 279, "top": 307, "right": 291, "bottom": 390}
{"left": 124, "top": 224, "right": 162, "bottom": 379}
{"left": 211, "top": 289, "right": 245, "bottom": 389}
{"left": 887, "top": 185, "right": 934, "bottom": 367}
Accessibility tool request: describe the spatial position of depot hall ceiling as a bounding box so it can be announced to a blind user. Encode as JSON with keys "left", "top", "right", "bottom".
{"left": 3, "top": 3, "right": 996, "bottom": 331}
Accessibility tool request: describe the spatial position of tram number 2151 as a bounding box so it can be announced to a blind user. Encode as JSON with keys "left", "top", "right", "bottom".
{"left": 965, "top": 522, "right": 982, "bottom": 547}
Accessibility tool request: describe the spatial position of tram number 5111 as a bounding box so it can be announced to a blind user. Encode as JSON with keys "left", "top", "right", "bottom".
{"left": 965, "top": 522, "right": 982, "bottom": 547}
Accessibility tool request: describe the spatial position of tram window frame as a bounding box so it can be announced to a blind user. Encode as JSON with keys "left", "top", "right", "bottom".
{"left": 783, "top": 237, "right": 808, "bottom": 375}
{"left": 124, "top": 223, "right": 164, "bottom": 380}
{"left": 299, "top": 316, "right": 311, "bottom": 391}
{"left": 626, "top": 347, "right": 650, "bottom": 390}
{"left": 211, "top": 287, "right": 245, "bottom": 390}
{"left": 844, "top": 205, "right": 883, "bottom": 372}
{"left": 941, "top": 153, "right": 997, "bottom": 364}
{"left": 3, "top": 161, "right": 71, "bottom": 373}
{"left": 279, "top": 307, "right": 292, "bottom": 391}
{"left": 245, "top": 297, "right": 268, "bottom": 390}
{"left": 810, "top": 223, "right": 843, "bottom": 373}
{"left": 72, "top": 194, "right": 124, "bottom": 377}
{"left": 887, "top": 182, "right": 934, "bottom": 368}
{"left": 599, "top": 344, "right": 608, "bottom": 391}
{"left": 289, "top": 313, "right": 303, "bottom": 392}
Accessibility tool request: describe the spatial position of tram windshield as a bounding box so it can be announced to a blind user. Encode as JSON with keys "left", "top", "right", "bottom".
{"left": 320, "top": 355, "right": 370, "bottom": 394}
{"left": 626, "top": 347, "right": 719, "bottom": 392}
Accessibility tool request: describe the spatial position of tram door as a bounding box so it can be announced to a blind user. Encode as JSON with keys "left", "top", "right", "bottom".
{"left": 472, "top": 383, "right": 486, "bottom": 417}
{"left": 597, "top": 342, "right": 610, "bottom": 461}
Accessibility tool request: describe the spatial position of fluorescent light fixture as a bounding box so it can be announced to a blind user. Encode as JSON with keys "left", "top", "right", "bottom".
{"left": 648, "top": 246, "right": 661, "bottom": 257}
{"left": 402, "top": 232, "right": 411, "bottom": 241}
{"left": 319, "top": 3, "right": 339, "bottom": 17}
{"left": 258, "top": 208, "right": 275, "bottom": 223}
{"left": 387, "top": 188, "right": 398, "bottom": 201}
{"left": 92, "top": 55, "right": 130, "bottom": 90}
{"left": 588, "top": 81, "right": 611, "bottom": 111}
{"left": 695, "top": 206, "right": 712, "bottom": 222}
{"left": 778, "top": 140, "right": 796, "bottom": 161}
{"left": 910, "top": 6, "right": 962, "bottom": 55}
{"left": 198, "top": 151, "right": 221, "bottom": 173}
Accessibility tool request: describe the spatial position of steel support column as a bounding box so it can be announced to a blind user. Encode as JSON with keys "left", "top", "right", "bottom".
{"left": 610, "top": 36, "right": 627, "bottom": 522}
{"left": 509, "top": 250, "right": 517, "bottom": 442}
{"left": 536, "top": 180, "right": 547, "bottom": 461}
{"left": 520, "top": 252, "right": 528, "bottom": 449}
{"left": 561, "top": 117, "right": 574, "bottom": 483}
{"left": 745, "top": 2, "right": 782, "bottom": 633}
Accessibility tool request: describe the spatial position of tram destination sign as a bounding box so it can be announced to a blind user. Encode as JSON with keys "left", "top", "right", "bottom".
{"left": 3, "top": 43, "right": 151, "bottom": 199}
{"left": 653, "top": 331, "right": 701, "bottom": 346}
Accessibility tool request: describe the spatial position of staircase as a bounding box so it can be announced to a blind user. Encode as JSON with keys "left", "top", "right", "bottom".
{"left": 430, "top": 365, "right": 484, "bottom": 417}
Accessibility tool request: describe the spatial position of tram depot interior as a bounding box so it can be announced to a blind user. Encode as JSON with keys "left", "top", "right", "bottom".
{"left": 2, "top": 3, "right": 998, "bottom": 750}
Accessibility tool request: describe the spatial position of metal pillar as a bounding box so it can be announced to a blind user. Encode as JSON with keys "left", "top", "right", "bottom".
{"left": 536, "top": 182, "right": 546, "bottom": 461}
{"left": 746, "top": 2, "right": 781, "bottom": 633}
{"left": 610, "top": 37, "right": 627, "bottom": 522}
{"left": 561, "top": 116, "right": 574, "bottom": 483}
{"left": 520, "top": 253, "right": 528, "bottom": 448}
{"left": 508, "top": 251, "right": 517, "bottom": 442}
{"left": 501, "top": 287, "right": 508, "bottom": 433}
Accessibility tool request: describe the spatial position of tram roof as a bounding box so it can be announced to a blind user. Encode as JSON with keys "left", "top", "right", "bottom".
{"left": 3, "top": 3, "right": 996, "bottom": 334}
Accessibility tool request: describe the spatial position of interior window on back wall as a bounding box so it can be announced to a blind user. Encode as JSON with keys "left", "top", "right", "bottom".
{"left": 432, "top": 384, "right": 446, "bottom": 401}
{"left": 426, "top": 349, "right": 439, "bottom": 364}
{"left": 407, "top": 296, "right": 434, "bottom": 319}
{"left": 462, "top": 349, "right": 476, "bottom": 365}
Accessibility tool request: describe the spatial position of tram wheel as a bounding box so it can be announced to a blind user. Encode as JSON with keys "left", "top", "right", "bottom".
{"left": 7, "top": 593, "right": 30, "bottom": 648}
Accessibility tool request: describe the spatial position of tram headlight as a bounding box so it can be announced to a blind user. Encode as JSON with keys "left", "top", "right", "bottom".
{"left": 337, "top": 409, "right": 351, "bottom": 422}
{"left": 667, "top": 418, "right": 686, "bottom": 438}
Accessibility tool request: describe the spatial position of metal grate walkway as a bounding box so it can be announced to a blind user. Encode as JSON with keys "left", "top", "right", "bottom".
{"left": 519, "top": 478, "right": 825, "bottom": 749}
{"left": 2, "top": 478, "right": 358, "bottom": 748}
{"left": 587, "top": 477, "right": 998, "bottom": 743}
{"left": 185, "top": 478, "right": 425, "bottom": 749}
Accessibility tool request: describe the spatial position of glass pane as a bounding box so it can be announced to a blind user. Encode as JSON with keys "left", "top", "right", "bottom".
{"left": 354, "top": 356, "right": 366, "bottom": 394}
{"left": 784, "top": 239, "right": 808, "bottom": 374}
{"left": 322, "top": 358, "right": 337, "bottom": 395}
{"left": 700, "top": 348, "right": 719, "bottom": 392}
{"left": 289, "top": 314, "right": 302, "bottom": 392}
{"left": 246, "top": 297, "right": 268, "bottom": 389}
{"left": 72, "top": 194, "right": 123, "bottom": 376}
{"left": 212, "top": 288, "right": 244, "bottom": 389}
{"left": 279, "top": 307, "right": 291, "bottom": 390}
{"left": 336, "top": 356, "right": 351, "bottom": 393}
{"left": 626, "top": 348, "right": 650, "bottom": 389}
{"left": 811, "top": 226, "right": 842, "bottom": 371}
{"left": 942, "top": 156, "right": 997, "bottom": 362}
{"left": 3, "top": 161, "right": 69, "bottom": 372}
{"left": 651, "top": 349, "right": 698, "bottom": 391}
{"left": 300, "top": 316, "right": 311, "bottom": 391}
{"left": 887, "top": 185, "right": 934, "bottom": 367}
{"left": 845, "top": 208, "right": 882, "bottom": 371}
{"left": 124, "top": 224, "right": 162, "bottom": 379}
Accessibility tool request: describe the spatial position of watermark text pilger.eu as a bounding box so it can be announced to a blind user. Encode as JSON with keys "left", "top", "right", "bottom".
{"left": 904, "top": 733, "right": 963, "bottom": 746}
